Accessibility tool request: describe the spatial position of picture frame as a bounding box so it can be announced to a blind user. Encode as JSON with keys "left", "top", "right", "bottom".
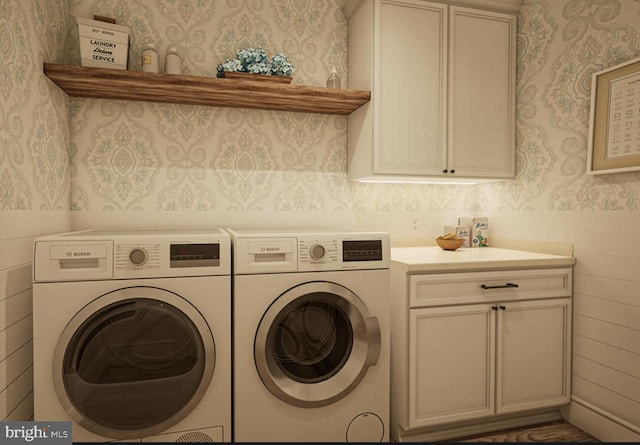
{"left": 587, "top": 56, "right": 640, "bottom": 175}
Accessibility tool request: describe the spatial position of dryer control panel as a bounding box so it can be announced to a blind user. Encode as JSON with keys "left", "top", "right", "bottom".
{"left": 33, "top": 229, "right": 231, "bottom": 282}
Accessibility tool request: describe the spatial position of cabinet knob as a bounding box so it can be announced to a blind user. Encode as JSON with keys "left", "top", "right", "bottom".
{"left": 499, "top": 305, "right": 506, "bottom": 310}
{"left": 492, "top": 306, "right": 498, "bottom": 311}
{"left": 449, "top": 169, "right": 455, "bottom": 174}
{"left": 442, "top": 169, "right": 448, "bottom": 173}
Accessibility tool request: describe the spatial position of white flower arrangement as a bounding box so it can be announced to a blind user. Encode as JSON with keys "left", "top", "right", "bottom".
{"left": 216, "top": 47, "right": 294, "bottom": 78}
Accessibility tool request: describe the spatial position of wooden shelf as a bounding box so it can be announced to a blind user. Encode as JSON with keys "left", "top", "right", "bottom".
{"left": 44, "top": 63, "right": 370, "bottom": 115}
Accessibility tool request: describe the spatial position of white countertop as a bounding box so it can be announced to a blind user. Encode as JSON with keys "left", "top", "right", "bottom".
{"left": 391, "top": 246, "right": 576, "bottom": 273}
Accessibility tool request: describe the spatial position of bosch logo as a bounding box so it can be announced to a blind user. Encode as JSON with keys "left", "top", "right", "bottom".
{"left": 262, "top": 247, "right": 280, "bottom": 252}
{"left": 68, "top": 251, "right": 91, "bottom": 257}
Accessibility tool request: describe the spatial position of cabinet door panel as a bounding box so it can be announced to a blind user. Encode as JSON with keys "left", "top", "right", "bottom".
{"left": 409, "top": 304, "right": 495, "bottom": 428}
{"left": 448, "top": 6, "right": 515, "bottom": 178}
{"left": 376, "top": 0, "right": 447, "bottom": 175}
{"left": 497, "top": 298, "right": 571, "bottom": 413}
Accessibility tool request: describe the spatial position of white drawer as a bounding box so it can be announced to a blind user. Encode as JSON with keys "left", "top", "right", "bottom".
{"left": 409, "top": 268, "right": 572, "bottom": 308}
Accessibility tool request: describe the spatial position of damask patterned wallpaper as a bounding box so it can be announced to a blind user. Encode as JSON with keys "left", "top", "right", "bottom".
{"left": 511, "top": 0, "right": 640, "bottom": 211}
{"left": 5, "top": 0, "right": 639, "bottom": 223}
{"left": 65, "top": 0, "right": 640, "bottom": 230}
{"left": 69, "top": 0, "right": 366, "bottom": 218}
{"left": 63, "top": 0, "right": 501, "bottom": 225}
{"left": 0, "top": 0, "right": 70, "bottom": 212}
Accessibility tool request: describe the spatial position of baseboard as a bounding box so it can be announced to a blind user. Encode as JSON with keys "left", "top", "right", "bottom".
{"left": 561, "top": 397, "right": 640, "bottom": 442}
{"left": 393, "top": 409, "right": 562, "bottom": 442}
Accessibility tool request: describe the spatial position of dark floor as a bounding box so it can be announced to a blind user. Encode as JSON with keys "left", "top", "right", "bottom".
{"left": 450, "top": 420, "right": 599, "bottom": 442}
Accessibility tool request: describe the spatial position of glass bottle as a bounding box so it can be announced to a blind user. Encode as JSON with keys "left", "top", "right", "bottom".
{"left": 326, "top": 66, "right": 341, "bottom": 89}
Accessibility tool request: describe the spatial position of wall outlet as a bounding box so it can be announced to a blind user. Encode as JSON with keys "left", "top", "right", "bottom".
{"left": 410, "top": 216, "right": 419, "bottom": 232}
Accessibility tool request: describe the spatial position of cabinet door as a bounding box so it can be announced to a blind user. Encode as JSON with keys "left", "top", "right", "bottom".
{"left": 376, "top": 0, "right": 447, "bottom": 175}
{"left": 496, "top": 298, "right": 571, "bottom": 414}
{"left": 409, "top": 304, "right": 495, "bottom": 428}
{"left": 448, "top": 6, "right": 516, "bottom": 178}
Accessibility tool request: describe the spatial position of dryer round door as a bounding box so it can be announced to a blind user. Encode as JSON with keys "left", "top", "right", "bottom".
{"left": 52, "top": 286, "right": 215, "bottom": 440}
{"left": 254, "top": 281, "right": 381, "bottom": 408}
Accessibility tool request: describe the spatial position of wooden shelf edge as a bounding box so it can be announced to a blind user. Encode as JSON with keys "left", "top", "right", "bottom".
{"left": 44, "top": 63, "right": 371, "bottom": 115}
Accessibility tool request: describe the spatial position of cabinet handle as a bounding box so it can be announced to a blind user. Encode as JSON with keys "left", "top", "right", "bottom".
{"left": 442, "top": 169, "right": 448, "bottom": 173}
{"left": 480, "top": 283, "right": 519, "bottom": 290}
{"left": 449, "top": 169, "right": 455, "bottom": 174}
{"left": 492, "top": 306, "right": 498, "bottom": 311}
{"left": 499, "top": 305, "right": 506, "bottom": 310}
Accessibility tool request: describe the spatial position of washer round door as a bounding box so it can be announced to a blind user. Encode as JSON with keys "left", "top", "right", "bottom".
{"left": 52, "top": 286, "right": 215, "bottom": 440}
{"left": 254, "top": 281, "right": 381, "bottom": 408}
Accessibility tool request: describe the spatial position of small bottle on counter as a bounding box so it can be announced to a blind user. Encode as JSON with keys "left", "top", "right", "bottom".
{"left": 165, "top": 46, "right": 182, "bottom": 75}
{"left": 142, "top": 43, "right": 159, "bottom": 73}
{"left": 326, "top": 66, "right": 340, "bottom": 89}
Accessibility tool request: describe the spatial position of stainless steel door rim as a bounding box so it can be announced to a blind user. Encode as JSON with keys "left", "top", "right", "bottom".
{"left": 254, "top": 281, "right": 380, "bottom": 408}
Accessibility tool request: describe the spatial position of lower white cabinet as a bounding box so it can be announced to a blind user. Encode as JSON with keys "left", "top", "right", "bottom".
{"left": 497, "top": 298, "right": 571, "bottom": 414}
{"left": 410, "top": 303, "right": 496, "bottom": 426}
{"left": 391, "top": 266, "right": 573, "bottom": 440}
{"left": 409, "top": 298, "right": 571, "bottom": 428}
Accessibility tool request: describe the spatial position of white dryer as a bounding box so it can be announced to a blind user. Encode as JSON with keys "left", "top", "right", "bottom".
{"left": 32, "top": 229, "right": 231, "bottom": 442}
{"left": 228, "top": 228, "right": 390, "bottom": 442}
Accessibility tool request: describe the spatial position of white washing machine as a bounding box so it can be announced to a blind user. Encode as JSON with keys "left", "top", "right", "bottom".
{"left": 32, "top": 229, "right": 231, "bottom": 442}
{"left": 228, "top": 228, "right": 391, "bottom": 442}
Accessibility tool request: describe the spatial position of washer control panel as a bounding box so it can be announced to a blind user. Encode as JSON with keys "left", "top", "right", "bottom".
{"left": 297, "top": 233, "right": 389, "bottom": 271}
{"left": 229, "top": 229, "right": 390, "bottom": 274}
{"left": 299, "top": 239, "right": 339, "bottom": 265}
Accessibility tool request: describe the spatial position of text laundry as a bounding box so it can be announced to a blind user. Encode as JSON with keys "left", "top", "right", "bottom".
{"left": 90, "top": 39, "right": 117, "bottom": 48}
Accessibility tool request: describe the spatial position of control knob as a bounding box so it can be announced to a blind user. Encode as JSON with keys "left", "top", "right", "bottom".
{"left": 309, "top": 243, "right": 326, "bottom": 260}
{"left": 129, "top": 248, "right": 148, "bottom": 266}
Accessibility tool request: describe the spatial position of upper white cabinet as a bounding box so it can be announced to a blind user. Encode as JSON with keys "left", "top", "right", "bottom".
{"left": 448, "top": 6, "right": 516, "bottom": 178}
{"left": 345, "top": 0, "right": 517, "bottom": 182}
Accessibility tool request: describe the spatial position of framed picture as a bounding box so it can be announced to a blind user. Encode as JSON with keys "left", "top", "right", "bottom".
{"left": 587, "top": 56, "right": 640, "bottom": 175}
